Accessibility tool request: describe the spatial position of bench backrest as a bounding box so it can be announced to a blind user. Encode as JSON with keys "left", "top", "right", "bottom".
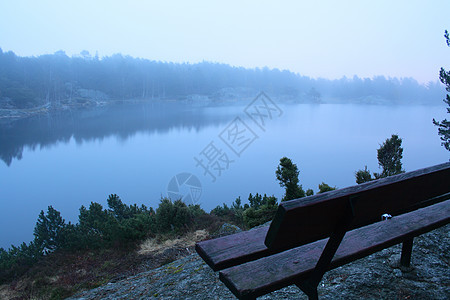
{"left": 265, "top": 162, "right": 450, "bottom": 251}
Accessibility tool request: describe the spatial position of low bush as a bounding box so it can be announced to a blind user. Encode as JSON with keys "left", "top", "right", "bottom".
{"left": 0, "top": 192, "right": 280, "bottom": 285}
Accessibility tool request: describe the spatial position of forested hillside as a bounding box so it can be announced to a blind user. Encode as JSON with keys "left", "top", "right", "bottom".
{"left": 0, "top": 49, "right": 445, "bottom": 108}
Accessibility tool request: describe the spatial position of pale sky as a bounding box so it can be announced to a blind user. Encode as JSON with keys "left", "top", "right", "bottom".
{"left": 0, "top": 0, "right": 449, "bottom": 84}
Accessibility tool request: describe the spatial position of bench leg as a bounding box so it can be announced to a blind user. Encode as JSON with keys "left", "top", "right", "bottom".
{"left": 400, "top": 238, "right": 414, "bottom": 268}
{"left": 296, "top": 199, "right": 356, "bottom": 299}
{"left": 296, "top": 281, "right": 318, "bottom": 300}
{"left": 296, "top": 220, "right": 348, "bottom": 299}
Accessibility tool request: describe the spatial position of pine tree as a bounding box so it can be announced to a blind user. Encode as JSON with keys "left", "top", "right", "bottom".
{"left": 355, "top": 134, "right": 404, "bottom": 183}
{"left": 374, "top": 134, "right": 404, "bottom": 178}
{"left": 433, "top": 30, "right": 450, "bottom": 151}
{"left": 355, "top": 166, "right": 373, "bottom": 184}
{"left": 276, "top": 157, "right": 306, "bottom": 201}
{"left": 318, "top": 182, "right": 336, "bottom": 193}
{"left": 33, "top": 206, "right": 66, "bottom": 253}
{"left": 107, "top": 193, "right": 130, "bottom": 220}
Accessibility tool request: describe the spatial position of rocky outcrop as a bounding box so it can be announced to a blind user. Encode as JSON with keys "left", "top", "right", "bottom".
{"left": 68, "top": 225, "right": 449, "bottom": 299}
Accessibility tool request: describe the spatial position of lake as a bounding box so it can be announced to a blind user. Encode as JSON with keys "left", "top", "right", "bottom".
{"left": 0, "top": 98, "right": 448, "bottom": 249}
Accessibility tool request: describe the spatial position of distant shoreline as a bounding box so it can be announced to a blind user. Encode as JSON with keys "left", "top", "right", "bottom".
{"left": 1, "top": 95, "right": 447, "bottom": 124}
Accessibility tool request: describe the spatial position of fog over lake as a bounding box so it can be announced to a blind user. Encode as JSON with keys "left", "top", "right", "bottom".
{"left": 0, "top": 100, "right": 448, "bottom": 249}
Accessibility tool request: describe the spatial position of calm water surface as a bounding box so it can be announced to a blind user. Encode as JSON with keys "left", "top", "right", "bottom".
{"left": 0, "top": 101, "right": 448, "bottom": 248}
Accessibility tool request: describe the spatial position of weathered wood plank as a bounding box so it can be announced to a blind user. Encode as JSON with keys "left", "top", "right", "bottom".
{"left": 220, "top": 199, "right": 450, "bottom": 299}
{"left": 195, "top": 226, "right": 269, "bottom": 271}
{"left": 265, "top": 162, "right": 450, "bottom": 250}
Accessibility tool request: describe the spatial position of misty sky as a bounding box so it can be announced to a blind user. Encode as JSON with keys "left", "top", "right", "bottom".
{"left": 0, "top": 0, "right": 449, "bottom": 84}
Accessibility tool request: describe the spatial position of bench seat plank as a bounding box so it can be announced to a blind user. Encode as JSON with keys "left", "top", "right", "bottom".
{"left": 196, "top": 226, "right": 269, "bottom": 271}
{"left": 219, "top": 199, "right": 450, "bottom": 299}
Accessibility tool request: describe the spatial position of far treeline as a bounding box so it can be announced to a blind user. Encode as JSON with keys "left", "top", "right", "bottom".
{"left": 0, "top": 48, "right": 445, "bottom": 108}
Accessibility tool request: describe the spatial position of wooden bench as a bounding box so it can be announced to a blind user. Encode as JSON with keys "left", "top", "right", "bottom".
{"left": 196, "top": 162, "right": 450, "bottom": 299}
